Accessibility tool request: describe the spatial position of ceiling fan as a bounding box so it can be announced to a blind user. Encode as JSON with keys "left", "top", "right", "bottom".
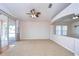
{"left": 72, "top": 14, "right": 79, "bottom": 19}
{"left": 26, "top": 9, "right": 41, "bottom": 18}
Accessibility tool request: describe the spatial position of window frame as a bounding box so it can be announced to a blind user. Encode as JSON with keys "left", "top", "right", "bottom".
{"left": 55, "top": 25, "right": 68, "bottom": 36}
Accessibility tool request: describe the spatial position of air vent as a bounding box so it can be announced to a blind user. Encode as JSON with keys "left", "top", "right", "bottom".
{"left": 48, "top": 3, "right": 52, "bottom": 8}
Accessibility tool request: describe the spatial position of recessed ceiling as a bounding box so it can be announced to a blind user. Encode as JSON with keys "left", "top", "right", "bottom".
{"left": 1, "top": 3, "right": 70, "bottom": 21}
{"left": 53, "top": 14, "right": 79, "bottom": 24}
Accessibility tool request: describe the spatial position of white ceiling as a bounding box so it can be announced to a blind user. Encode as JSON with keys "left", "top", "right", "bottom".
{"left": 1, "top": 3, "right": 70, "bottom": 21}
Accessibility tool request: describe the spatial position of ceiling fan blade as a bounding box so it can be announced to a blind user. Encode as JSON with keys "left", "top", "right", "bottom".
{"left": 37, "top": 12, "right": 41, "bottom": 15}
{"left": 26, "top": 12, "right": 31, "bottom": 15}
{"left": 31, "top": 9, "right": 36, "bottom": 14}
{"left": 36, "top": 14, "right": 39, "bottom": 17}
{"left": 36, "top": 12, "right": 41, "bottom": 17}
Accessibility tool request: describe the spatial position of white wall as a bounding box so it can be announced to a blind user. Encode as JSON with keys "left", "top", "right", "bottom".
{"left": 50, "top": 35, "right": 75, "bottom": 53}
{"left": 20, "top": 20, "right": 50, "bottom": 40}
{"left": 75, "top": 39, "right": 79, "bottom": 55}
{"left": 50, "top": 34, "right": 79, "bottom": 55}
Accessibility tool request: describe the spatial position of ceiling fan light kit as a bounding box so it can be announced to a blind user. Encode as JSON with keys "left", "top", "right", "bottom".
{"left": 31, "top": 14, "right": 36, "bottom": 18}
{"left": 72, "top": 14, "right": 79, "bottom": 19}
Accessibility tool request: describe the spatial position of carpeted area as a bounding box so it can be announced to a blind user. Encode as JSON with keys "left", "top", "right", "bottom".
{"left": 0, "top": 39, "right": 74, "bottom": 56}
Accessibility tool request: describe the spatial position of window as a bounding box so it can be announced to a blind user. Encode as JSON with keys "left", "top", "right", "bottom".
{"left": 56, "top": 25, "right": 67, "bottom": 35}
{"left": 62, "top": 26, "right": 67, "bottom": 35}
{"left": 56, "top": 26, "right": 61, "bottom": 35}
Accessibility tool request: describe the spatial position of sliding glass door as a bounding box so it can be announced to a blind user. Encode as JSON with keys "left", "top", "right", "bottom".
{"left": 0, "top": 14, "right": 17, "bottom": 50}
{"left": 0, "top": 14, "right": 8, "bottom": 48}
{"left": 8, "top": 19, "right": 16, "bottom": 46}
{"left": 0, "top": 20, "right": 1, "bottom": 52}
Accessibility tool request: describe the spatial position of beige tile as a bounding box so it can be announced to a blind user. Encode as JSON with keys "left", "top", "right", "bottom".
{"left": 0, "top": 40, "right": 74, "bottom": 56}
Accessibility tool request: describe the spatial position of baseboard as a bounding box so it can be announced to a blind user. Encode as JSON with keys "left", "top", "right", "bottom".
{"left": 20, "top": 39, "right": 49, "bottom": 41}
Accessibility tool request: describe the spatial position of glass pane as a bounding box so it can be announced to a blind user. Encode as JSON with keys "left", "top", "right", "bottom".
{"left": 62, "top": 30, "right": 67, "bottom": 35}
{"left": 56, "top": 26, "right": 61, "bottom": 35}
{"left": 56, "top": 26, "right": 61, "bottom": 30}
{"left": 62, "top": 26, "right": 67, "bottom": 35}
{"left": 75, "top": 26, "right": 79, "bottom": 35}
{"left": 75, "top": 26, "right": 79, "bottom": 38}
{"left": 56, "top": 30, "right": 61, "bottom": 35}
{"left": 9, "top": 25, "right": 15, "bottom": 37}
